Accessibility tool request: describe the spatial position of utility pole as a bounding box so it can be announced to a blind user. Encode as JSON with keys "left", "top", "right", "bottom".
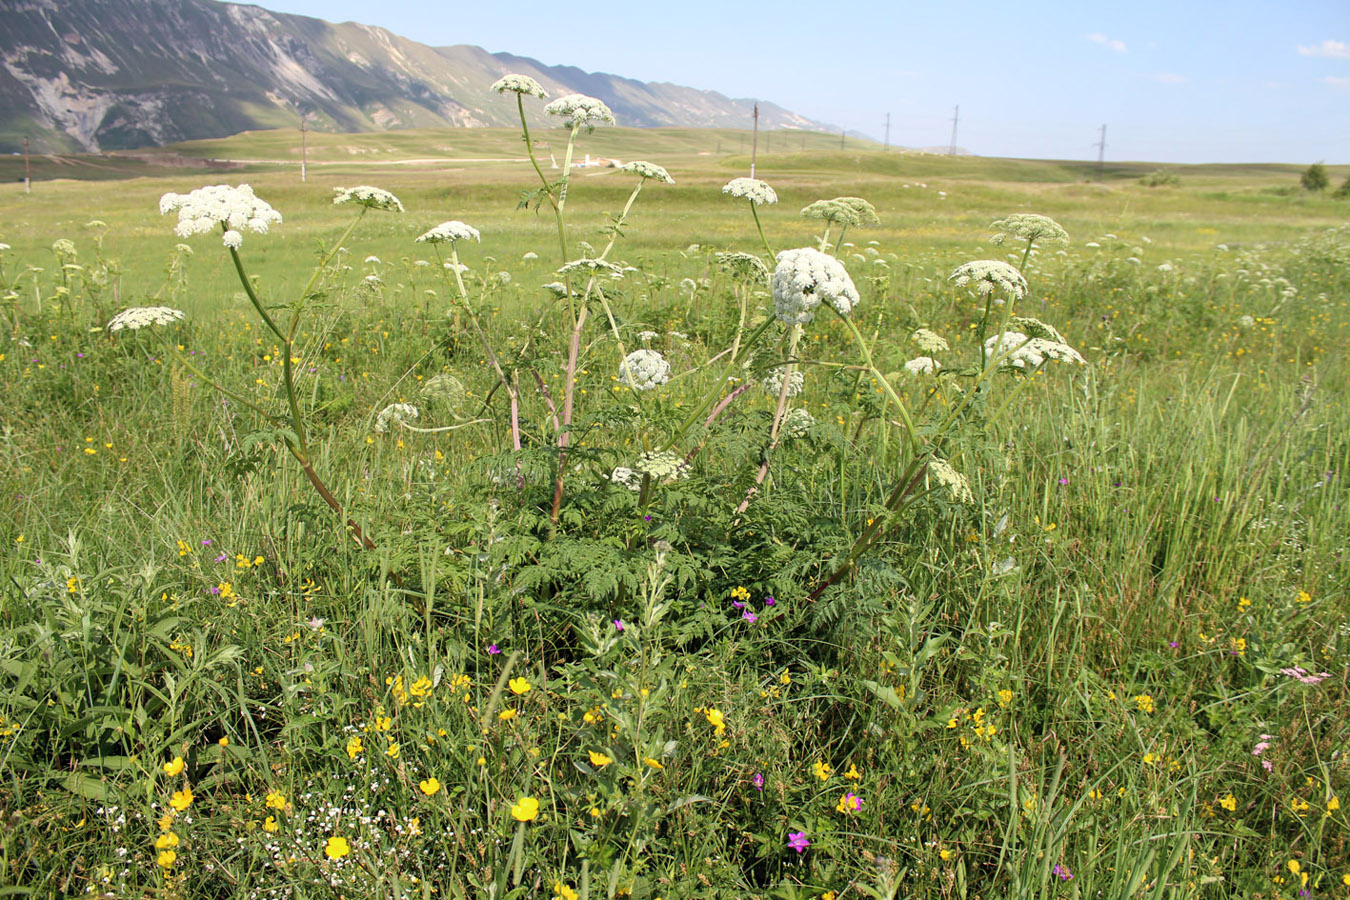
{"left": 1094, "top": 124, "right": 1107, "bottom": 181}
{"left": 948, "top": 105, "right": 959, "bottom": 156}
{"left": 750, "top": 104, "right": 759, "bottom": 178}
{"left": 23, "top": 136, "right": 31, "bottom": 194}
{"left": 300, "top": 119, "right": 308, "bottom": 182}
{"left": 884, "top": 113, "right": 890, "bottom": 150}
{"left": 840, "top": 128, "right": 846, "bottom": 150}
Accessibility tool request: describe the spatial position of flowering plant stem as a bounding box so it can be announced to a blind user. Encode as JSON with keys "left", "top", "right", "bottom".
{"left": 221, "top": 213, "right": 378, "bottom": 550}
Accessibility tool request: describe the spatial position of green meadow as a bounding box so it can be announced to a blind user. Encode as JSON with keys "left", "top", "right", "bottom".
{"left": 1, "top": 120, "right": 1347, "bottom": 900}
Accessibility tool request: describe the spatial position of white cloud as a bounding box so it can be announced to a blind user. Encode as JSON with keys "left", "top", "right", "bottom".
{"left": 1324, "top": 76, "right": 1350, "bottom": 89}
{"left": 1087, "top": 33, "right": 1127, "bottom": 53}
{"left": 1154, "top": 72, "right": 1187, "bottom": 84}
{"left": 1297, "top": 39, "right": 1350, "bottom": 59}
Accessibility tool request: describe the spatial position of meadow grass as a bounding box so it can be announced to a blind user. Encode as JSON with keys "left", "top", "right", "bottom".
{"left": 0, "top": 122, "right": 1347, "bottom": 900}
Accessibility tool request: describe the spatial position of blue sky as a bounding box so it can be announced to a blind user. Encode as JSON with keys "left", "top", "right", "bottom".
{"left": 255, "top": 0, "right": 1348, "bottom": 164}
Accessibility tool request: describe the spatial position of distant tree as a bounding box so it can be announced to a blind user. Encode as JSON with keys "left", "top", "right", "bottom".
{"left": 1300, "top": 162, "right": 1329, "bottom": 192}
{"left": 1334, "top": 175, "right": 1350, "bottom": 200}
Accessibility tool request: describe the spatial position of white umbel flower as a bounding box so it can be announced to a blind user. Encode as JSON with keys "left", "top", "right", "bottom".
{"left": 950, "top": 260, "right": 1028, "bottom": 300}
{"left": 990, "top": 214, "right": 1069, "bottom": 245}
{"left": 903, "top": 356, "right": 941, "bottom": 375}
{"left": 545, "top": 94, "right": 616, "bottom": 128}
{"left": 772, "top": 247, "right": 860, "bottom": 324}
{"left": 761, "top": 366, "right": 804, "bottom": 397}
{"left": 416, "top": 221, "right": 481, "bottom": 244}
{"left": 910, "top": 328, "right": 949, "bottom": 354}
{"left": 984, "top": 332, "right": 1085, "bottom": 369}
{"left": 620, "top": 160, "right": 674, "bottom": 184}
{"left": 722, "top": 177, "right": 778, "bottom": 206}
{"left": 783, "top": 407, "right": 815, "bottom": 439}
{"left": 491, "top": 74, "right": 548, "bottom": 99}
{"left": 634, "top": 450, "right": 689, "bottom": 481}
{"left": 714, "top": 251, "right": 770, "bottom": 282}
{"left": 222, "top": 230, "right": 243, "bottom": 250}
{"left": 927, "top": 457, "right": 973, "bottom": 504}
{"left": 159, "top": 184, "right": 282, "bottom": 247}
{"left": 608, "top": 466, "right": 642, "bottom": 491}
{"left": 374, "top": 403, "right": 419, "bottom": 433}
{"left": 420, "top": 373, "right": 466, "bottom": 407}
{"left": 333, "top": 186, "right": 404, "bottom": 212}
{"left": 107, "top": 306, "right": 185, "bottom": 332}
{"left": 619, "top": 349, "right": 671, "bottom": 391}
{"left": 557, "top": 257, "right": 624, "bottom": 278}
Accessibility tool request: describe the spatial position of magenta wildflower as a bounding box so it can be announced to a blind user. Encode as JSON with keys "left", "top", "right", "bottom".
{"left": 787, "top": 832, "right": 810, "bottom": 853}
{"left": 753, "top": 772, "right": 764, "bottom": 791}
{"left": 764, "top": 596, "right": 776, "bottom": 606}
{"left": 1053, "top": 863, "right": 1073, "bottom": 881}
{"left": 613, "top": 619, "right": 625, "bottom": 631}
{"left": 487, "top": 644, "right": 501, "bottom": 655}
{"left": 742, "top": 610, "right": 758, "bottom": 623}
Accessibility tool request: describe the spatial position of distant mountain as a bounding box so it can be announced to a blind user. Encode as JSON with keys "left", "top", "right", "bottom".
{"left": 0, "top": 0, "right": 830, "bottom": 153}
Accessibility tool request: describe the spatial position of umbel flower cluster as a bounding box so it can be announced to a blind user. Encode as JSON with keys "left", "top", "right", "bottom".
{"left": 107, "top": 306, "right": 185, "bottom": 332}
{"left": 722, "top": 177, "right": 778, "bottom": 206}
{"left": 619, "top": 161, "right": 675, "bottom": 184}
{"left": 416, "top": 221, "right": 481, "bottom": 244}
{"left": 950, "top": 259, "right": 1028, "bottom": 300}
{"left": 761, "top": 367, "right": 805, "bottom": 398}
{"left": 333, "top": 186, "right": 405, "bottom": 212}
{"left": 544, "top": 94, "right": 616, "bottom": 128}
{"left": 772, "top": 247, "right": 860, "bottom": 324}
{"left": 990, "top": 213, "right": 1069, "bottom": 246}
{"left": 374, "top": 403, "right": 419, "bottom": 433}
{"left": 491, "top": 74, "right": 548, "bottom": 98}
{"left": 619, "top": 349, "right": 671, "bottom": 391}
{"left": 983, "top": 332, "right": 1086, "bottom": 369}
{"left": 159, "top": 184, "right": 282, "bottom": 248}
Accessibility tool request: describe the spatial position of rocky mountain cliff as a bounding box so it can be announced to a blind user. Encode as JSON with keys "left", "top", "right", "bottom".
{"left": 0, "top": 0, "right": 827, "bottom": 153}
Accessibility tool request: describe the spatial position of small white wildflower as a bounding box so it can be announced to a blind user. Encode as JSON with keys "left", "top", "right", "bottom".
{"left": 544, "top": 93, "right": 616, "bottom": 128}
{"left": 541, "top": 282, "right": 568, "bottom": 298}
{"left": 910, "top": 328, "right": 949, "bottom": 354}
{"left": 222, "top": 230, "right": 243, "bottom": 250}
{"left": 160, "top": 184, "right": 282, "bottom": 246}
{"left": 496, "top": 271, "right": 511, "bottom": 285}
{"left": 722, "top": 177, "right": 778, "bottom": 206}
{"left": 333, "top": 186, "right": 404, "bottom": 212}
{"left": 989, "top": 214, "right": 1069, "bottom": 245}
{"left": 927, "top": 457, "right": 973, "bottom": 504}
{"left": 1157, "top": 262, "right": 1174, "bottom": 272}
{"left": 609, "top": 466, "right": 642, "bottom": 491}
{"left": 1237, "top": 315, "right": 1255, "bottom": 329}
{"left": 522, "top": 251, "right": 538, "bottom": 260}
{"left": 619, "top": 349, "right": 671, "bottom": 391}
{"left": 801, "top": 199, "right": 863, "bottom": 226}
{"left": 772, "top": 247, "right": 860, "bottom": 324}
{"left": 364, "top": 255, "right": 381, "bottom": 264}
{"left": 761, "top": 366, "right": 804, "bottom": 397}
{"left": 416, "top": 221, "right": 480, "bottom": 244}
{"left": 903, "top": 356, "right": 941, "bottom": 375}
{"left": 633, "top": 450, "right": 689, "bottom": 481}
{"left": 620, "top": 160, "right": 674, "bottom": 184}
{"left": 950, "top": 260, "right": 1027, "bottom": 300}
{"left": 491, "top": 74, "right": 548, "bottom": 99}
{"left": 1084, "top": 241, "right": 1101, "bottom": 248}
{"left": 0, "top": 243, "right": 10, "bottom": 252}
{"left": 443, "top": 261, "right": 470, "bottom": 274}
{"left": 636, "top": 330, "right": 659, "bottom": 342}
{"left": 374, "top": 403, "right": 419, "bottom": 433}
{"left": 107, "top": 306, "right": 185, "bottom": 332}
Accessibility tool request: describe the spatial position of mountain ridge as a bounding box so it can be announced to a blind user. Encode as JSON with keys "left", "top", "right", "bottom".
{"left": 0, "top": 0, "right": 831, "bottom": 153}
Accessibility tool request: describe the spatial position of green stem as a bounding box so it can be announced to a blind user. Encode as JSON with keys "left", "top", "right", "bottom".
{"left": 751, "top": 204, "right": 774, "bottom": 258}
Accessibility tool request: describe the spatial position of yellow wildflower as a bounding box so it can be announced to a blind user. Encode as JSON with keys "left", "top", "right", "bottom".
{"left": 324, "top": 836, "right": 350, "bottom": 859}
{"left": 419, "top": 777, "right": 441, "bottom": 796}
{"left": 509, "top": 677, "right": 532, "bottom": 695}
{"left": 156, "top": 849, "right": 177, "bottom": 868}
{"left": 169, "top": 788, "right": 194, "bottom": 812}
{"left": 163, "top": 757, "right": 184, "bottom": 776}
{"left": 511, "top": 797, "right": 540, "bottom": 822}
{"left": 812, "top": 761, "right": 832, "bottom": 781}
{"left": 588, "top": 750, "right": 613, "bottom": 767}
{"left": 346, "top": 736, "right": 364, "bottom": 759}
